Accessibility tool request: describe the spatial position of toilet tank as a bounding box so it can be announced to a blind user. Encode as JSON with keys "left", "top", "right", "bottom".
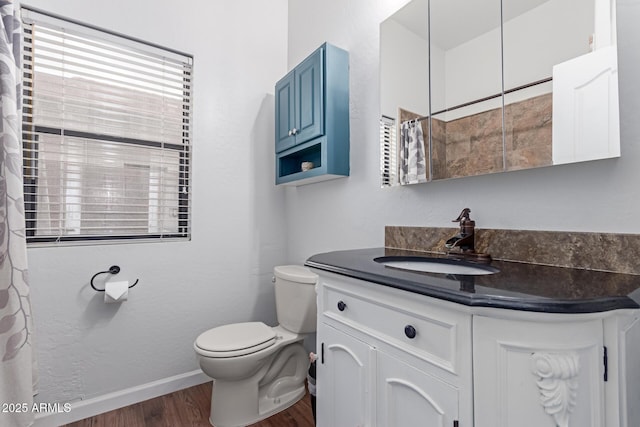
{"left": 273, "top": 265, "right": 318, "bottom": 334}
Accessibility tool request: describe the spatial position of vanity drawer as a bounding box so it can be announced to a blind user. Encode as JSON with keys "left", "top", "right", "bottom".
{"left": 321, "top": 280, "right": 468, "bottom": 375}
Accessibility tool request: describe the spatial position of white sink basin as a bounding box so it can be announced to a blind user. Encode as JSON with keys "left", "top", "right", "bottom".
{"left": 375, "top": 257, "right": 499, "bottom": 276}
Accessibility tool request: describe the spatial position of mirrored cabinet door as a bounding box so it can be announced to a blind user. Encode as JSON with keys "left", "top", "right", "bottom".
{"left": 503, "top": 0, "right": 593, "bottom": 172}
{"left": 544, "top": 0, "right": 619, "bottom": 166}
{"left": 380, "top": 0, "right": 431, "bottom": 185}
{"left": 430, "top": 0, "right": 503, "bottom": 180}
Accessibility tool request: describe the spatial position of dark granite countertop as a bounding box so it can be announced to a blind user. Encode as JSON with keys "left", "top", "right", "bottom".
{"left": 305, "top": 248, "right": 640, "bottom": 314}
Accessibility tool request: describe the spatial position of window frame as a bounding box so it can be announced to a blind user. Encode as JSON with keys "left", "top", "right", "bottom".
{"left": 21, "top": 6, "right": 193, "bottom": 246}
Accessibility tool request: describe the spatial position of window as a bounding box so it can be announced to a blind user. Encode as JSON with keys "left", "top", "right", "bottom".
{"left": 380, "top": 115, "right": 397, "bottom": 187}
{"left": 21, "top": 7, "right": 192, "bottom": 244}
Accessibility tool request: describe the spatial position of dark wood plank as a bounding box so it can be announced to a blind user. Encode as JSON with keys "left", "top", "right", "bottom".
{"left": 160, "top": 386, "right": 210, "bottom": 427}
{"left": 63, "top": 382, "right": 315, "bottom": 427}
{"left": 139, "top": 393, "right": 169, "bottom": 427}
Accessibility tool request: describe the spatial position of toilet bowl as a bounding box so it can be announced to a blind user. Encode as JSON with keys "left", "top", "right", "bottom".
{"left": 194, "top": 265, "right": 317, "bottom": 427}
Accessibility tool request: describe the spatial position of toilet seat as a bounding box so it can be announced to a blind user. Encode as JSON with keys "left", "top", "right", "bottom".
{"left": 195, "top": 322, "right": 277, "bottom": 358}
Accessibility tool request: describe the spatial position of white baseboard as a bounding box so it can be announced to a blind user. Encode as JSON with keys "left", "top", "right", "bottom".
{"left": 32, "top": 370, "right": 210, "bottom": 427}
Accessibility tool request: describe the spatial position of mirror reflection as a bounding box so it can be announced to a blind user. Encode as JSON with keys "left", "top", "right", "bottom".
{"left": 380, "top": 0, "right": 619, "bottom": 186}
{"left": 430, "top": 0, "right": 503, "bottom": 180}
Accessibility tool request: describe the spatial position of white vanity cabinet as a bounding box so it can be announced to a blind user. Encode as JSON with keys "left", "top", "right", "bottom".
{"left": 315, "top": 271, "right": 473, "bottom": 427}
{"left": 313, "top": 270, "right": 640, "bottom": 427}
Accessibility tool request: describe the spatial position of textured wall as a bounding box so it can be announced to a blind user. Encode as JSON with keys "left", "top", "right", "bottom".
{"left": 284, "top": 0, "right": 640, "bottom": 263}
{"left": 25, "top": 0, "right": 289, "bottom": 404}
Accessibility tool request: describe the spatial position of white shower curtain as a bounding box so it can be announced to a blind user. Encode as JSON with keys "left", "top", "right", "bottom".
{"left": 0, "top": 2, "right": 37, "bottom": 426}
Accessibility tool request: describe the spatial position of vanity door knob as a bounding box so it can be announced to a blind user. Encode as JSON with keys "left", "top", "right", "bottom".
{"left": 288, "top": 130, "right": 293, "bottom": 136}
{"left": 404, "top": 325, "right": 417, "bottom": 339}
{"left": 337, "top": 301, "right": 347, "bottom": 312}
{"left": 292, "top": 128, "right": 298, "bottom": 135}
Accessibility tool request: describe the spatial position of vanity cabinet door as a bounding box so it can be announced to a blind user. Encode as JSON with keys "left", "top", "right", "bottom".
{"left": 377, "top": 350, "right": 459, "bottom": 427}
{"left": 473, "top": 315, "right": 605, "bottom": 427}
{"left": 316, "top": 323, "right": 375, "bottom": 427}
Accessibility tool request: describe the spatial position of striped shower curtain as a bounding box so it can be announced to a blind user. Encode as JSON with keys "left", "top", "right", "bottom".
{"left": 0, "top": 2, "right": 37, "bottom": 426}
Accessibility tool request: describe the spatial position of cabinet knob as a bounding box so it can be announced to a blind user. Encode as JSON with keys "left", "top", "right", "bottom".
{"left": 337, "top": 301, "right": 347, "bottom": 312}
{"left": 404, "top": 325, "right": 417, "bottom": 339}
{"left": 288, "top": 130, "right": 293, "bottom": 136}
{"left": 292, "top": 128, "right": 298, "bottom": 135}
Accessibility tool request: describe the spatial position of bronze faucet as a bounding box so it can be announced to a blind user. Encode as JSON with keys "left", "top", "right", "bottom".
{"left": 445, "top": 208, "right": 491, "bottom": 262}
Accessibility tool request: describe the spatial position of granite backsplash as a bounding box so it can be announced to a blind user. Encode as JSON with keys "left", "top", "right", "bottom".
{"left": 385, "top": 226, "right": 640, "bottom": 275}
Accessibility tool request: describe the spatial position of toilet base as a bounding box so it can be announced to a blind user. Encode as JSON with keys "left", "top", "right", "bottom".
{"left": 209, "top": 380, "right": 306, "bottom": 427}
{"left": 257, "top": 383, "right": 306, "bottom": 422}
{"left": 208, "top": 342, "right": 309, "bottom": 427}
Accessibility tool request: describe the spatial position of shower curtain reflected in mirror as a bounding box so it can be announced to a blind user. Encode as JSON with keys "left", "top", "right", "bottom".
{"left": 399, "top": 120, "right": 427, "bottom": 185}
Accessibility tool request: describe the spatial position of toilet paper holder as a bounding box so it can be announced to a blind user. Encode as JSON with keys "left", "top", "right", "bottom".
{"left": 90, "top": 265, "right": 139, "bottom": 292}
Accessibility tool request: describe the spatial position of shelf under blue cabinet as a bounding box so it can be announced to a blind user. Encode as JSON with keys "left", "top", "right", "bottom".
{"left": 276, "top": 136, "right": 349, "bottom": 186}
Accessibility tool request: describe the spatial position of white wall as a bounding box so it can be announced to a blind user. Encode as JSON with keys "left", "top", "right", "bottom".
{"left": 503, "top": 0, "right": 594, "bottom": 89}
{"left": 25, "top": 0, "right": 289, "bottom": 404}
{"left": 439, "top": 24, "right": 502, "bottom": 119}
{"left": 379, "top": 18, "right": 429, "bottom": 118}
{"left": 284, "top": 0, "right": 640, "bottom": 256}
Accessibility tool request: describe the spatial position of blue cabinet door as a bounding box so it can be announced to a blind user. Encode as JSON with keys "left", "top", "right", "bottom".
{"left": 275, "top": 70, "right": 296, "bottom": 153}
{"left": 275, "top": 48, "right": 325, "bottom": 153}
{"left": 294, "top": 48, "right": 324, "bottom": 145}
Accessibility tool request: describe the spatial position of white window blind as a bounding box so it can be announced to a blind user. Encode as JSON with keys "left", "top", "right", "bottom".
{"left": 380, "top": 115, "right": 397, "bottom": 187}
{"left": 21, "top": 8, "right": 192, "bottom": 244}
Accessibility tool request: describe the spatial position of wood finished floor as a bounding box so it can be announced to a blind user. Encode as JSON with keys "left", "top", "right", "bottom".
{"left": 63, "top": 383, "right": 315, "bottom": 427}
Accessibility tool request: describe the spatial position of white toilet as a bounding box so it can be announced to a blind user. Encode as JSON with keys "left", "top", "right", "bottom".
{"left": 194, "top": 265, "right": 318, "bottom": 427}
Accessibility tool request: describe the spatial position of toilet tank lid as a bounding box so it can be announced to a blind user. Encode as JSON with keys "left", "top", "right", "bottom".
{"left": 274, "top": 265, "right": 318, "bottom": 284}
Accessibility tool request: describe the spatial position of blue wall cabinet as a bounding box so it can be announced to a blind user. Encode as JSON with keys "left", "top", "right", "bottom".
{"left": 275, "top": 43, "right": 349, "bottom": 186}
